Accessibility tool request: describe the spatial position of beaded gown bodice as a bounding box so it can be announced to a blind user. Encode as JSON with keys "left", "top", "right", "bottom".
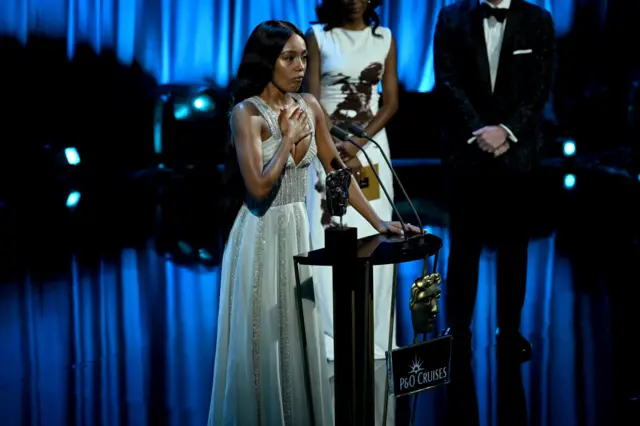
{"left": 209, "top": 94, "right": 333, "bottom": 426}
{"left": 244, "top": 94, "right": 317, "bottom": 215}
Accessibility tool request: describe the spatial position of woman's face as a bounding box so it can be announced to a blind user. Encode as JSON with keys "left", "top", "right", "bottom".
{"left": 339, "top": 0, "right": 368, "bottom": 21}
{"left": 272, "top": 34, "right": 307, "bottom": 93}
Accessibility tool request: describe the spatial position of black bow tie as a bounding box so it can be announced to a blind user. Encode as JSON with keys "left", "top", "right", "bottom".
{"left": 481, "top": 3, "right": 509, "bottom": 23}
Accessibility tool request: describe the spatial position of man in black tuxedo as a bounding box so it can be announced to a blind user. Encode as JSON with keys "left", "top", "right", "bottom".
{"left": 434, "top": 0, "right": 556, "bottom": 363}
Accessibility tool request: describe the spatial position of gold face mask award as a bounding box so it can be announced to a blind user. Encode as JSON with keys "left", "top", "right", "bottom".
{"left": 384, "top": 255, "right": 451, "bottom": 426}
{"left": 409, "top": 271, "right": 442, "bottom": 341}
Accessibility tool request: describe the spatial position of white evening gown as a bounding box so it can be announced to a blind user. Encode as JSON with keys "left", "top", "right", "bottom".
{"left": 208, "top": 93, "right": 333, "bottom": 426}
{"left": 306, "top": 24, "right": 397, "bottom": 361}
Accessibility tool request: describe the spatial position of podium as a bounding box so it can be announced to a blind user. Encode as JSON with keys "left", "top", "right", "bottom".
{"left": 293, "top": 230, "right": 443, "bottom": 426}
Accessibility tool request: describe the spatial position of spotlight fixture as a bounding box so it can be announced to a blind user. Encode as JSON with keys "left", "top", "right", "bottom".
{"left": 562, "top": 140, "right": 576, "bottom": 157}
{"left": 66, "top": 190, "right": 81, "bottom": 208}
{"left": 563, "top": 173, "right": 576, "bottom": 189}
{"left": 64, "top": 147, "right": 81, "bottom": 165}
{"left": 156, "top": 83, "right": 231, "bottom": 172}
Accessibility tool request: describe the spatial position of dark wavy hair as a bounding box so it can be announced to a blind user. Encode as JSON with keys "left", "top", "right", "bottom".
{"left": 312, "top": 0, "right": 383, "bottom": 37}
{"left": 220, "top": 21, "right": 305, "bottom": 240}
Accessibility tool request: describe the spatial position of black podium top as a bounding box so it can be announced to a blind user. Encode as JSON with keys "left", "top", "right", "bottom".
{"left": 294, "top": 232, "right": 443, "bottom": 266}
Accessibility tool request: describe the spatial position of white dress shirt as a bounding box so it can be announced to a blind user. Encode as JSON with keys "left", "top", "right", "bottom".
{"left": 468, "top": 0, "right": 518, "bottom": 144}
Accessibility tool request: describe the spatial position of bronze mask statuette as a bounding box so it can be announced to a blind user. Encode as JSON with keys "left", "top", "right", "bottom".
{"left": 409, "top": 272, "right": 442, "bottom": 337}
{"left": 325, "top": 167, "right": 352, "bottom": 227}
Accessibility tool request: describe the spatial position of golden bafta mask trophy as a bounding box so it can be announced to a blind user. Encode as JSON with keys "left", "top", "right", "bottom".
{"left": 409, "top": 269, "right": 442, "bottom": 342}
{"left": 406, "top": 259, "right": 444, "bottom": 426}
{"left": 383, "top": 253, "right": 446, "bottom": 426}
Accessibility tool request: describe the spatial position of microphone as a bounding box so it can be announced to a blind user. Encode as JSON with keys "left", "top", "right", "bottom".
{"left": 343, "top": 124, "right": 424, "bottom": 232}
{"left": 329, "top": 125, "right": 408, "bottom": 239}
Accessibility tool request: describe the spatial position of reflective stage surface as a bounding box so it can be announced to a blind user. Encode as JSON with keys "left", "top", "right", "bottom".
{"left": 0, "top": 167, "right": 638, "bottom": 426}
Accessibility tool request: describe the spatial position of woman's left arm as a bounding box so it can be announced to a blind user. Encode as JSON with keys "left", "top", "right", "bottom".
{"left": 363, "top": 33, "right": 399, "bottom": 138}
{"left": 303, "top": 94, "right": 415, "bottom": 235}
{"left": 341, "top": 33, "right": 399, "bottom": 157}
{"left": 303, "top": 94, "right": 383, "bottom": 228}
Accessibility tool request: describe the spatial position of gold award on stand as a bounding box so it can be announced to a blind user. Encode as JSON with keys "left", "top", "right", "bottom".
{"left": 409, "top": 271, "right": 442, "bottom": 340}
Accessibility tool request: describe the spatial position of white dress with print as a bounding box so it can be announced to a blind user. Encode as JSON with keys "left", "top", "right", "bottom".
{"left": 306, "top": 24, "right": 397, "bottom": 362}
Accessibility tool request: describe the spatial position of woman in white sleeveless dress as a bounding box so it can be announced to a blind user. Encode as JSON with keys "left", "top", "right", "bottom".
{"left": 208, "top": 20, "right": 417, "bottom": 426}
{"left": 305, "top": 1, "right": 400, "bottom": 363}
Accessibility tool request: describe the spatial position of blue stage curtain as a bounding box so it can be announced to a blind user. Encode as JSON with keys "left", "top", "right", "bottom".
{"left": 0, "top": 0, "right": 579, "bottom": 92}
{"left": 0, "top": 228, "right": 612, "bottom": 426}
{"left": 0, "top": 248, "right": 222, "bottom": 426}
{"left": 386, "top": 227, "right": 612, "bottom": 426}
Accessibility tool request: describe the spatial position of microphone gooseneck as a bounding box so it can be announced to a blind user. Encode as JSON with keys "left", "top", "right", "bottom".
{"left": 344, "top": 124, "right": 424, "bottom": 232}
{"left": 329, "top": 126, "right": 408, "bottom": 240}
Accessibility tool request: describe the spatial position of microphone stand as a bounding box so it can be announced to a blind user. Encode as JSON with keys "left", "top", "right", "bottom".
{"left": 344, "top": 124, "right": 424, "bottom": 232}
{"left": 342, "top": 126, "right": 429, "bottom": 426}
{"left": 330, "top": 126, "right": 409, "bottom": 241}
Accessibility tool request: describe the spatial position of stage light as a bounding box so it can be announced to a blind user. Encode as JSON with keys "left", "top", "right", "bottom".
{"left": 177, "top": 240, "right": 194, "bottom": 256}
{"left": 173, "top": 94, "right": 216, "bottom": 120}
{"left": 563, "top": 140, "right": 576, "bottom": 157}
{"left": 563, "top": 173, "right": 576, "bottom": 189}
{"left": 198, "top": 248, "right": 213, "bottom": 261}
{"left": 66, "top": 190, "right": 81, "bottom": 208}
{"left": 64, "top": 147, "right": 80, "bottom": 165}
{"left": 158, "top": 83, "right": 231, "bottom": 172}
{"left": 193, "top": 95, "right": 213, "bottom": 111}
{"left": 174, "top": 105, "right": 190, "bottom": 120}
{"left": 190, "top": 94, "right": 214, "bottom": 113}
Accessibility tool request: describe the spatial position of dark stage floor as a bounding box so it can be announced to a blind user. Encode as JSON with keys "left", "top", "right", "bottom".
{"left": 0, "top": 164, "right": 639, "bottom": 426}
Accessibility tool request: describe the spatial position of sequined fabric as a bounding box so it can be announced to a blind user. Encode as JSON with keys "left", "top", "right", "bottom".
{"left": 208, "top": 94, "right": 333, "bottom": 426}
{"left": 244, "top": 95, "right": 317, "bottom": 214}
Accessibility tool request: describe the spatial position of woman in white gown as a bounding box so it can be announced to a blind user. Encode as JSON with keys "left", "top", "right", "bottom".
{"left": 305, "top": 0, "right": 400, "bottom": 363}
{"left": 208, "top": 20, "right": 419, "bottom": 426}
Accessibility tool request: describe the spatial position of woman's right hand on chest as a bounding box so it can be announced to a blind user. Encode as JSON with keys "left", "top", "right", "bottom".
{"left": 278, "top": 106, "right": 312, "bottom": 148}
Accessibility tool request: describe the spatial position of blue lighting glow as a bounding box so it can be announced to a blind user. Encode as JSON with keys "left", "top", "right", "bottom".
{"left": 563, "top": 141, "right": 576, "bottom": 157}
{"left": 64, "top": 147, "right": 80, "bottom": 165}
{"left": 193, "top": 97, "right": 205, "bottom": 109}
{"left": 66, "top": 191, "right": 81, "bottom": 208}
{"left": 174, "top": 105, "right": 191, "bottom": 120}
{"left": 174, "top": 95, "right": 215, "bottom": 119}
{"left": 193, "top": 96, "right": 213, "bottom": 111}
{"left": 0, "top": 1, "right": 574, "bottom": 93}
{"left": 563, "top": 173, "right": 576, "bottom": 189}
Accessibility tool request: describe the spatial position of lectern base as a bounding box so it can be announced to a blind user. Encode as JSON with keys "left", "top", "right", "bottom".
{"left": 293, "top": 232, "right": 444, "bottom": 426}
{"left": 326, "top": 226, "right": 375, "bottom": 426}
{"left": 324, "top": 226, "right": 357, "bottom": 259}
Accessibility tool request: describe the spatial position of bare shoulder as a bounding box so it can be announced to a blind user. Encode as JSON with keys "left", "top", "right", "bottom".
{"left": 230, "top": 100, "right": 265, "bottom": 140}
{"left": 231, "top": 99, "right": 260, "bottom": 119}
{"left": 305, "top": 27, "right": 316, "bottom": 39}
{"left": 230, "top": 100, "right": 263, "bottom": 126}
{"left": 300, "top": 92, "right": 320, "bottom": 112}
